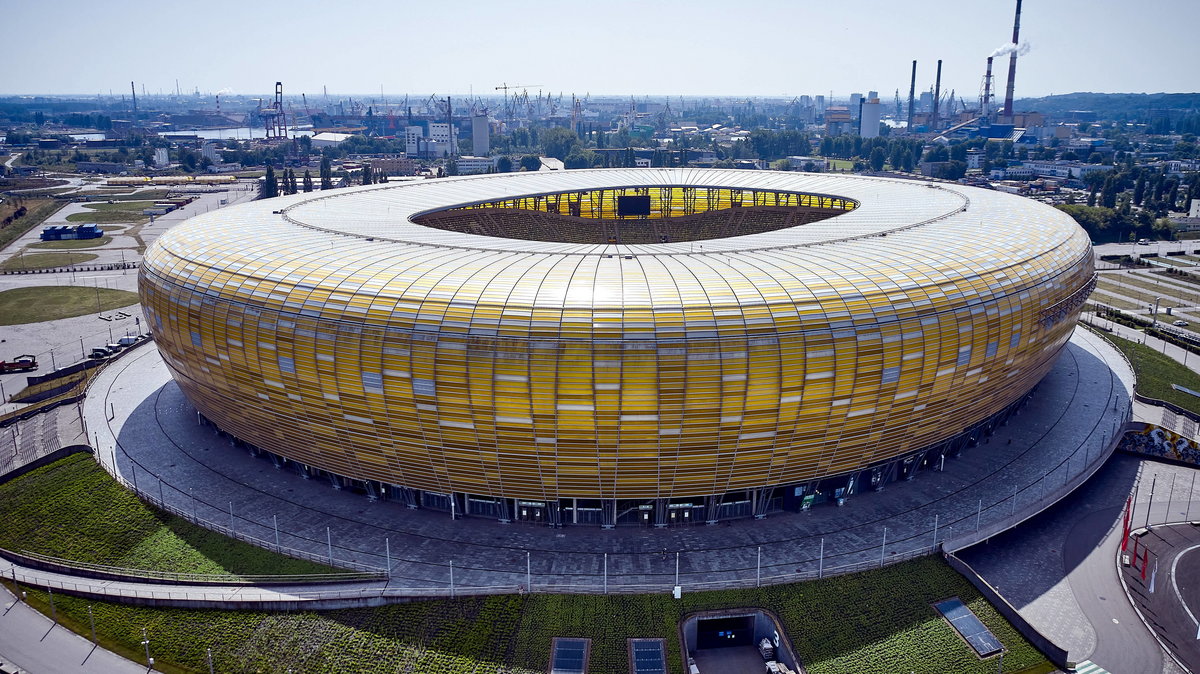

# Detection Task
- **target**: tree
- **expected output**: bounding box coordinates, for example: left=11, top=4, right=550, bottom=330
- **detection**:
left=319, top=156, right=332, bottom=190
left=564, top=148, right=593, bottom=169
left=361, top=165, right=373, bottom=185
left=541, top=127, right=580, bottom=160
left=302, top=170, right=313, bottom=193
left=261, top=166, right=279, bottom=199
left=1133, top=174, right=1146, bottom=205
left=496, top=156, right=513, bottom=173
left=923, top=145, right=949, bottom=163
left=519, top=155, right=541, bottom=172
left=869, top=147, right=886, bottom=172
left=1100, top=174, right=1118, bottom=209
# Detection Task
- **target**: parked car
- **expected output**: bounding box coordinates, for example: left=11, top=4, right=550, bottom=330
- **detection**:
left=89, top=347, right=111, bottom=359
left=1174, top=320, right=1190, bottom=327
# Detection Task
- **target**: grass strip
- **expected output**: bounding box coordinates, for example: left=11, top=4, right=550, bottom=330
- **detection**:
left=0, top=251, right=98, bottom=271
left=0, top=198, right=66, bottom=252
left=0, top=454, right=338, bottom=577
left=1100, top=331, right=1200, bottom=415
left=66, top=211, right=148, bottom=224
left=27, top=235, right=114, bottom=250
left=0, top=285, right=138, bottom=325
left=81, top=201, right=156, bottom=212
left=4, top=554, right=1049, bottom=674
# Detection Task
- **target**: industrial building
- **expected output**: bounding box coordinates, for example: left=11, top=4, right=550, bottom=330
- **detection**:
left=140, top=169, right=1093, bottom=526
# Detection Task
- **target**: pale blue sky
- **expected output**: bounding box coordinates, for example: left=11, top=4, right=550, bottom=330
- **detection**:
left=5, top=0, right=1197, bottom=99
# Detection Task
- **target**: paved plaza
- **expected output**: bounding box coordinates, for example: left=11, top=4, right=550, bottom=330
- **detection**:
left=81, top=326, right=1133, bottom=594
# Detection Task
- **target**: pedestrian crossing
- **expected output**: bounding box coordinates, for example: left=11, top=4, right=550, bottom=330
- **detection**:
left=1074, top=661, right=1111, bottom=674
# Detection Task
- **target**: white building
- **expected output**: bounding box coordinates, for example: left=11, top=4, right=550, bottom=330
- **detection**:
left=455, top=156, right=492, bottom=175
left=200, top=142, right=221, bottom=163
left=471, top=116, right=490, bottom=157
left=311, top=132, right=355, bottom=148
left=154, top=148, right=170, bottom=168
left=406, top=123, right=459, bottom=159
left=860, top=99, right=882, bottom=139
left=786, top=156, right=829, bottom=172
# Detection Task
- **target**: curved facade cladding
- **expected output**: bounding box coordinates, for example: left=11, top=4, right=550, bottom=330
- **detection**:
left=139, top=169, right=1094, bottom=504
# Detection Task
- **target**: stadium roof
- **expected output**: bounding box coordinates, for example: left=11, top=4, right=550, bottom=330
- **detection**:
left=149, top=168, right=1088, bottom=314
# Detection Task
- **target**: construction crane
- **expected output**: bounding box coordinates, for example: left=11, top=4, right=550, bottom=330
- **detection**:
left=301, top=93, right=312, bottom=119
left=495, top=83, right=541, bottom=123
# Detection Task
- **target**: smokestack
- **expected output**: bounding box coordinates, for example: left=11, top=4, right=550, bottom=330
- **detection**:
left=983, top=57, right=994, bottom=118
left=907, top=60, right=917, bottom=131
left=932, top=59, right=942, bottom=131
left=1003, top=0, right=1022, bottom=118
left=130, top=81, right=137, bottom=117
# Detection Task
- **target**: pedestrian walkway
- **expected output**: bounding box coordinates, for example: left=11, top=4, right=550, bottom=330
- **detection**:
left=73, top=327, right=1134, bottom=597
left=0, top=585, right=145, bottom=673
left=3, top=561, right=409, bottom=610
left=961, top=455, right=1198, bottom=674
left=0, top=403, right=83, bottom=475
left=1075, top=661, right=1112, bottom=674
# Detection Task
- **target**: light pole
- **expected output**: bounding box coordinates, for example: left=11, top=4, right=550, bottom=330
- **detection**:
left=140, top=627, right=153, bottom=668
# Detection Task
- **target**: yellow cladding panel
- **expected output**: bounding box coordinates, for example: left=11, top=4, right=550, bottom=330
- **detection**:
left=140, top=171, right=1095, bottom=501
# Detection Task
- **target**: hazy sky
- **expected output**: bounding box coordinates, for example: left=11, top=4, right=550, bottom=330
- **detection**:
left=6, top=0, right=1198, bottom=100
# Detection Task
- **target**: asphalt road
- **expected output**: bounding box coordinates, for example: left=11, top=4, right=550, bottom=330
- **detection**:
left=1124, top=522, right=1200, bottom=672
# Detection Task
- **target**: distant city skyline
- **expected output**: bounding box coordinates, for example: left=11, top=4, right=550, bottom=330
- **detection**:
left=6, top=0, right=1198, bottom=100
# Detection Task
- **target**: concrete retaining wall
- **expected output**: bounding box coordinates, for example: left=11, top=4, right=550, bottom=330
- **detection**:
left=945, top=552, right=1072, bottom=668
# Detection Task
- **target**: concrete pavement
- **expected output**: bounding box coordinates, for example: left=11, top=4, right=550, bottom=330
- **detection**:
left=962, top=455, right=1198, bottom=673
left=0, top=584, right=146, bottom=674
left=77, top=326, right=1133, bottom=596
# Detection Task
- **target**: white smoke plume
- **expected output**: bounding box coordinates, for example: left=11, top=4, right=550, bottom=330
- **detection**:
left=215, top=87, right=235, bottom=96
left=990, top=41, right=1032, bottom=58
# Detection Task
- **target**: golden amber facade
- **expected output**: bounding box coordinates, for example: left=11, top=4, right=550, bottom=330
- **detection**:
left=139, top=169, right=1094, bottom=500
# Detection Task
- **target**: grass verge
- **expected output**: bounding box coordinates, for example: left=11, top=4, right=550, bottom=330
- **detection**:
left=0, top=251, right=98, bottom=271
left=0, top=285, right=138, bottom=325
left=27, top=235, right=113, bottom=250
left=66, top=211, right=148, bottom=224
left=82, top=200, right=156, bottom=212
left=3, top=554, right=1049, bottom=674
left=1100, top=331, right=1200, bottom=415
left=0, top=454, right=338, bottom=576
left=0, top=198, right=66, bottom=252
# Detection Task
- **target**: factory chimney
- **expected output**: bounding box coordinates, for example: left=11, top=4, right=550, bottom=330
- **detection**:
left=907, top=60, right=917, bottom=132
left=982, top=57, right=994, bottom=119
left=931, top=59, right=942, bottom=131
left=1002, top=0, right=1022, bottom=118
left=131, top=81, right=137, bottom=117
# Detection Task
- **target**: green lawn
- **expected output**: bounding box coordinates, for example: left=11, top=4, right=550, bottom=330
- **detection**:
left=0, top=454, right=339, bottom=577
left=82, top=200, right=156, bottom=212
left=99, top=224, right=125, bottom=231
left=27, top=235, right=113, bottom=249
left=0, top=285, right=138, bottom=325
left=0, top=199, right=65, bottom=251
left=66, top=210, right=148, bottom=224
left=6, top=554, right=1049, bottom=674
left=0, top=251, right=98, bottom=271
left=1101, top=331, right=1200, bottom=414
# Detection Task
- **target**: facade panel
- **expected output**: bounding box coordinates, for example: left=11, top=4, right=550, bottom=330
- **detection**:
left=140, top=170, right=1094, bottom=503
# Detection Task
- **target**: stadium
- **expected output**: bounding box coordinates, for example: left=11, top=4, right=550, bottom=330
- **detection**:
left=138, top=168, right=1094, bottom=527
